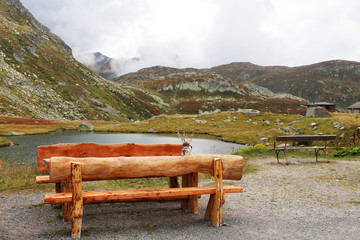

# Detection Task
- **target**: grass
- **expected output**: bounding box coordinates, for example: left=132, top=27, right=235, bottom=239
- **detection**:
left=0, top=156, right=51, bottom=193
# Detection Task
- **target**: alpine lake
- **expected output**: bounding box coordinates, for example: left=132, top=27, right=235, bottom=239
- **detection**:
left=0, top=132, right=244, bottom=164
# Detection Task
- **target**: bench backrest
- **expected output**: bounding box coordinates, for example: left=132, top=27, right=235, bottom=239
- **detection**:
left=48, top=154, right=244, bottom=181
left=38, top=143, right=183, bottom=172
left=276, top=135, right=336, bottom=142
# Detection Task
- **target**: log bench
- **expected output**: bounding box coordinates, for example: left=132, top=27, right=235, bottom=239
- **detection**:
left=270, top=135, right=336, bottom=164
left=36, top=143, right=243, bottom=238
left=36, top=143, right=184, bottom=190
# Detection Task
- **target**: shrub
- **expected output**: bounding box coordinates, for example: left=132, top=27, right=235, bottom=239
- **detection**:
left=233, top=144, right=269, bottom=157
left=331, top=147, right=360, bottom=157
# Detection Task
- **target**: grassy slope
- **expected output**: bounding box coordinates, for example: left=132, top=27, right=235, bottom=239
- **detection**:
left=1, top=112, right=359, bottom=145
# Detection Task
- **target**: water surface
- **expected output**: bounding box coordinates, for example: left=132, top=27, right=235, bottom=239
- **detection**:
left=1, top=132, right=244, bottom=163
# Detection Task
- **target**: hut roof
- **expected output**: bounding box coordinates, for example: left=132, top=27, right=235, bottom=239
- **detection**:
left=347, top=102, right=360, bottom=109
left=307, top=102, right=336, bottom=106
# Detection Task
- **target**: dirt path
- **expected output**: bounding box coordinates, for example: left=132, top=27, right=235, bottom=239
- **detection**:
left=0, top=157, right=359, bottom=239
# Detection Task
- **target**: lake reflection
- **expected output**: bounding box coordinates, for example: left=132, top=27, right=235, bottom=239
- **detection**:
left=0, top=132, right=244, bottom=163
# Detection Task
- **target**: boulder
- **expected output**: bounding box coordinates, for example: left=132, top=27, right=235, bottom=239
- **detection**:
left=78, top=122, right=94, bottom=132
left=195, top=120, right=207, bottom=124
left=7, top=131, right=25, bottom=136
left=237, top=109, right=260, bottom=115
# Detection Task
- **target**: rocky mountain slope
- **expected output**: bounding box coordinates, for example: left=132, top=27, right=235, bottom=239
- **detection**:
left=209, top=61, right=360, bottom=108
left=112, top=58, right=360, bottom=110
left=0, top=0, right=176, bottom=120
left=0, top=0, right=308, bottom=121
left=115, top=68, right=307, bottom=115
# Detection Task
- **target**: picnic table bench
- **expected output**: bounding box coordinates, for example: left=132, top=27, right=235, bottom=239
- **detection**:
left=36, top=143, right=243, bottom=238
left=270, top=135, right=336, bottom=164
left=36, top=143, right=184, bottom=189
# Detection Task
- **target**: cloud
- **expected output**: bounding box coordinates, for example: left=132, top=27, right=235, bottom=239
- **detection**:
left=21, top=0, right=360, bottom=75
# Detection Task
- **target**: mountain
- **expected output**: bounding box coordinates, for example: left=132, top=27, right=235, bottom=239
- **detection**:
left=209, top=60, right=360, bottom=108
left=0, top=0, right=173, bottom=120
left=0, top=0, right=309, bottom=121
left=77, top=52, right=118, bottom=80
left=114, top=66, right=307, bottom=115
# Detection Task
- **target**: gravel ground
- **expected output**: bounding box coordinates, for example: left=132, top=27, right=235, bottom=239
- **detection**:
left=1, top=157, right=360, bottom=239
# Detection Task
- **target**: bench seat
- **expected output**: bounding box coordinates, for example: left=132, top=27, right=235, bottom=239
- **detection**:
left=270, top=146, right=335, bottom=150
left=45, top=186, right=243, bottom=204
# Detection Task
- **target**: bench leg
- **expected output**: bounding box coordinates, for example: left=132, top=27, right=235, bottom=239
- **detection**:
left=315, top=149, right=319, bottom=162
left=315, top=148, right=330, bottom=163
left=188, top=173, right=198, bottom=214
left=324, top=149, right=329, bottom=163
left=181, top=173, right=199, bottom=213
left=71, top=162, right=83, bottom=239
left=61, top=179, right=72, bottom=222
left=55, top=182, right=62, bottom=193
left=284, top=149, right=289, bottom=165
left=168, top=176, right=179, bottom=188
left=204, top=158, right=224, bottom=227
left=181, top=174, right=189, bottom=210
left=275, top=150, right=280, bottom=163
left=275, top=150, right=288, bottom=164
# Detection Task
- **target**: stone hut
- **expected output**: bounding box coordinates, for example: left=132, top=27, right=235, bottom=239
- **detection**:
left=306, top=102, right=336, bottom=112
left=306, top=107, right=333, bottom=118
left=347, top=102, right=360, bottom=114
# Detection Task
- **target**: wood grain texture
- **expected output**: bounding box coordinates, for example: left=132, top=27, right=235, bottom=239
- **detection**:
left=44, top=186, right=243, bottom=204
left=61, top=179, right=72, bottom=222
left=38, top=143, right=183, bottom=172
left=188, top=173, right=199, bottom=213
left=70, top=162, right=83, bottom=239
left=211, top=158, right=223, bottom=227
left=49, top=154, right=243, bottom=181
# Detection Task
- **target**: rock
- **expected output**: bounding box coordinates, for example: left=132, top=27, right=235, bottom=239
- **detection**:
left=275, top=119, right=282, bottom=125
left=257, top=133, right=265, bottom=137
left=199, top=111, right=211, bottom=116
left=195, top=120, right=207, bottom=124
left=237, top=109, right=260, bottom=115
left=213, top=109, right=221, bottom=114
left=78, top=122, right=94, bottom=132
left=222, top=119, right=232, bottom=123
left=340, top=133, right=345, bottom=138
left=210, top=124, right=220, bottom=127
left=284, top=127, right=290, bottom=133
left=295, top=128, right=301, bottom=132
left=311, top=122, right=317, bottom=127
left=7, top=131, right=25, bottom=136
left=147, top=128, right=155, bottom=133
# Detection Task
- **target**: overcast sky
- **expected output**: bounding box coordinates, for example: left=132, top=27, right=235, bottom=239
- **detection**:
left=21, top=0, right=360, bottom=75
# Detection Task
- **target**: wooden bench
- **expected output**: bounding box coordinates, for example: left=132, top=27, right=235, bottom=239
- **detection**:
left=270, top=135, right=336, bottom=164
left=36, top=143, right=243, bottom=238
left=36, top=143, right=184, bottom=190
